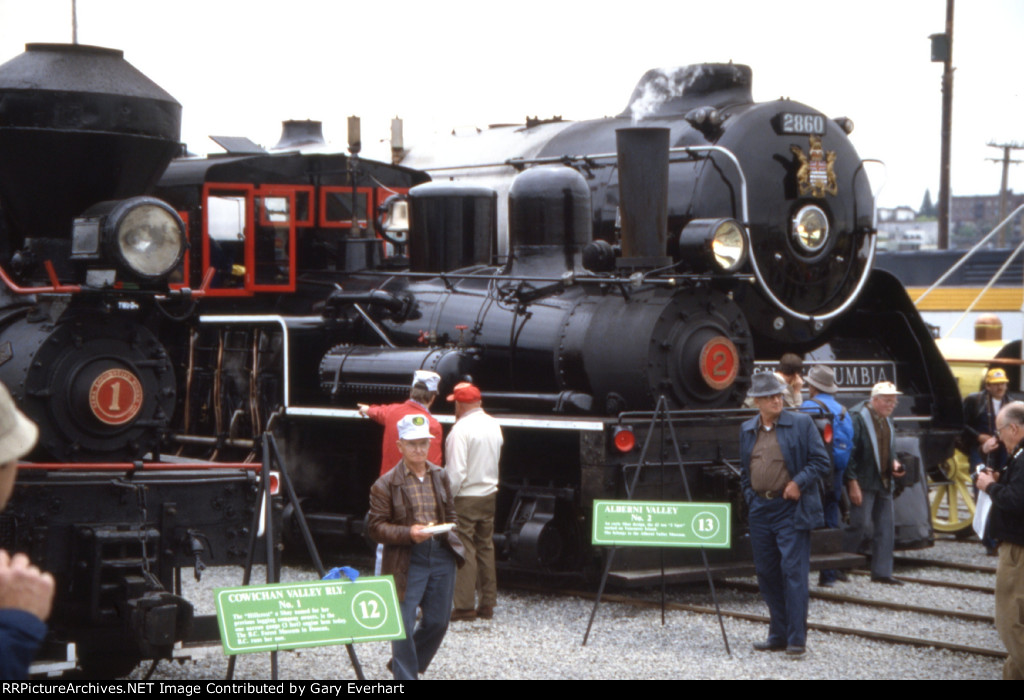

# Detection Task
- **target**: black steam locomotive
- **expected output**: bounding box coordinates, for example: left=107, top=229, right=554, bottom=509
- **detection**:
left=153, top=63, right=958, bottom=573
left=0, top=44, right=959, bottom=674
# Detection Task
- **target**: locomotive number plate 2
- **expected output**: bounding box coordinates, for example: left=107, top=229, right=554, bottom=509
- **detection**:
left=89, top=369, right=144, bottom=425
left=700, top=336, right=740, bottom=391
left=777, top=112, right=826, bottom=135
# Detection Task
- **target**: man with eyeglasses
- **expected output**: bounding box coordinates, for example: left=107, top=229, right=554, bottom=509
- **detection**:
left=977, top=401, right=1024, bottom=680
left=368, top=414, right=465, bottom=680
left=843, top=381, right=906, bottom=585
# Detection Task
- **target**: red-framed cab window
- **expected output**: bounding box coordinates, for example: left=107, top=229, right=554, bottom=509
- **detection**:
left=319, top=187, right=372, bottom=228
left=253, top=187, right=297, bottom=291
left=203, top=183, right=253, bottom=296
left=201, top=183, right=300, bottom=295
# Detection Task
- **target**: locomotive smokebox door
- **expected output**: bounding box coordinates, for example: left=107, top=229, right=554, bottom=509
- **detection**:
left=0, top=315, right=175, bottom=461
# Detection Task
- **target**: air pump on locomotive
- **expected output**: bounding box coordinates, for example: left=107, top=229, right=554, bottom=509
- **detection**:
left=0, top=44, right=960, bottom=673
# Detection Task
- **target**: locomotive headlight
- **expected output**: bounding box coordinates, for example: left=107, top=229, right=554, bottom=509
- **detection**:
left=677, top=218, right=748, bottom=273
left=74, top=196, right=186, bottom=283
left=791, top=205, right=829, bottom=254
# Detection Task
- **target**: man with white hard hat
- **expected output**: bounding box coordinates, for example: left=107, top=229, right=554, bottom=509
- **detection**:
left=0, top=381, right=54, bottom=680
left=843, top=381, right=906, bottom=585
left=367, top=413, right=465, bottom=681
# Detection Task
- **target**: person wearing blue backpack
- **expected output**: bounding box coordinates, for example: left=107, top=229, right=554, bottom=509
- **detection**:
left=801, top=365, right=853, bottom=587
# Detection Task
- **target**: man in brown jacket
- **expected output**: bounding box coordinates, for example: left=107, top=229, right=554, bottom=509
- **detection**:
left=367, top=414, right=465, bottom=681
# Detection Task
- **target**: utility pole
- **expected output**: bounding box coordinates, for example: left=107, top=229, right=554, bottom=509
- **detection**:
left=986, top=141, right=1023, bottom=246
left=930, top=0, right=955, bottom=249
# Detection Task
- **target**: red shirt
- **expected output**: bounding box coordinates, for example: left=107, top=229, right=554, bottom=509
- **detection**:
left=366, top=399, right=443, bottom=475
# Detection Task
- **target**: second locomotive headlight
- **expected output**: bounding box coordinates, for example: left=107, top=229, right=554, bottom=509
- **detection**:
left=72, top=196, right=186, bottom=285
left=791, top=204, right=829, bottom=255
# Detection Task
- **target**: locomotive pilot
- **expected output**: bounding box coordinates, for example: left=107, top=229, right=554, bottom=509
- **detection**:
left=740, top=372, right=829, bottom=656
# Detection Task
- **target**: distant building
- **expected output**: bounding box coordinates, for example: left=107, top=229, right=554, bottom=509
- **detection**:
left=950, top=191, right=1024, bottom=225
left=876, top=210, right=938, bottom=251
left=877, top=206, right=917, bottom=223
left=950, top=191, right=1024, bottom=245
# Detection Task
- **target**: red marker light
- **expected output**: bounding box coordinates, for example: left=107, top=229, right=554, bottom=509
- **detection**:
left=614, top=427, right=636, bottom=453
left=823, top=423, right=833, bottom=445
left=269, top=471, right=281, bottom=496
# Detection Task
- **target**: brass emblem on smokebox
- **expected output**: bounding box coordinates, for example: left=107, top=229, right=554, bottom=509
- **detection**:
left=791, top=135, right=837, bottom=198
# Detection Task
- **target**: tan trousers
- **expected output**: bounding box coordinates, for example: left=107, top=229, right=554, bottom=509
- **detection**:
left=453, top=494, right=497, bottom=611
left=996, top=542, right=1024, bottom=680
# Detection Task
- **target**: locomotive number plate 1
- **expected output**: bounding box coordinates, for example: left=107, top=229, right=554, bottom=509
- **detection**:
left=592, top=500, right=730, bottom=548
left=776, top=112, right=827, bottom=136
left=89, top=369, right=144, bottom=425
left=215, top=577, right=403, bottom=654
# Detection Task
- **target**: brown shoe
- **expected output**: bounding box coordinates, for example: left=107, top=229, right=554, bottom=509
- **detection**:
left=476, top=605, right=494, bottom=620
left=451, top=608, right=477, bottom=622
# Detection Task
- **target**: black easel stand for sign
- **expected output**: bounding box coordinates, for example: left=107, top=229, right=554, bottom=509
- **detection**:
left=581, top=396, right=731, bottom=657
left=225, top=429, right=366, bottom=681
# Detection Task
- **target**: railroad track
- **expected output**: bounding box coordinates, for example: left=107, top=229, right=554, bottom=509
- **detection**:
left=512, top=543, right=1006, bottom=662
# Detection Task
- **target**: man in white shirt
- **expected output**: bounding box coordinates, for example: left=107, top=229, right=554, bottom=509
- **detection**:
left=445, top=383, right=503, bottom=622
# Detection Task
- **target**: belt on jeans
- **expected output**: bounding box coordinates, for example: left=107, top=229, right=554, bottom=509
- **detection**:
left=754, top=489, right=783, bottom=499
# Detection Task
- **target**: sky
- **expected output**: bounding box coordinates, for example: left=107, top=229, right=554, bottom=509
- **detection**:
left=1, top=0, right=1022, bottom=210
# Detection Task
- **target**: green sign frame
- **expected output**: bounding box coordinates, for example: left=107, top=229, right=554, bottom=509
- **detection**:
left=214, top=576, right=403, bottom=655
left=592, top=500, right=731, bottom=548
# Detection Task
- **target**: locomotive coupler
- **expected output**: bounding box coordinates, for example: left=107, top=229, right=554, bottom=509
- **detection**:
left=187, top=530, right=210, bottom=581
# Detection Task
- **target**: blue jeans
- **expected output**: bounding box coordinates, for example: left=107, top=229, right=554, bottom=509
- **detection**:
left=392, top=538, right=456, bottom=681
left=749, top=497, right=810, bottom=647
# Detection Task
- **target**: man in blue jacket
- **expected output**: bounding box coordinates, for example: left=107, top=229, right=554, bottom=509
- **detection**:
left=741, top=372, right=830, bottom=656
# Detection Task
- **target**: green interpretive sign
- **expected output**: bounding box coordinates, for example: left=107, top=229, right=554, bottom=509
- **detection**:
left=214, top=576, right=404, bottom=655
left=592, top=500, right=731, bottom=548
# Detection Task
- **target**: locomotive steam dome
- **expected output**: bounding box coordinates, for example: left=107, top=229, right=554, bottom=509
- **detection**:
left=0, top=43, right=182, bottom=245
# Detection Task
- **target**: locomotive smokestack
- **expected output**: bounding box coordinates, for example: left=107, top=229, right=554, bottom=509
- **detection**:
left=0, top=43, right=181, bottom=244
left=615, top=127, right=671, bottom=268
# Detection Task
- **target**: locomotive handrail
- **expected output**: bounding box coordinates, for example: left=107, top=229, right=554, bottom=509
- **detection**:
left=0, top=260, right=80, bottom=293
left=352, top=268, right=754, bottom=286
left=424, top=145, right=751, bottom=223
left=0, top=261, right=217, bottom=298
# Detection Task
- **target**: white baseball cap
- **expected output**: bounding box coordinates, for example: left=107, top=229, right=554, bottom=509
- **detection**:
left=411, top=370, right=441, bottom=392
left=397, top=414, right=433, bottom=441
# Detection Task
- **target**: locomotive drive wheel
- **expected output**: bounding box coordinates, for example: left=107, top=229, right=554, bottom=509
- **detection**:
left=927, top=457, right=975, bottom=537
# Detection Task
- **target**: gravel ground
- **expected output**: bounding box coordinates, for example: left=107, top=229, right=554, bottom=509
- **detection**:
left=124, top=538, right=1007, bottom=681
